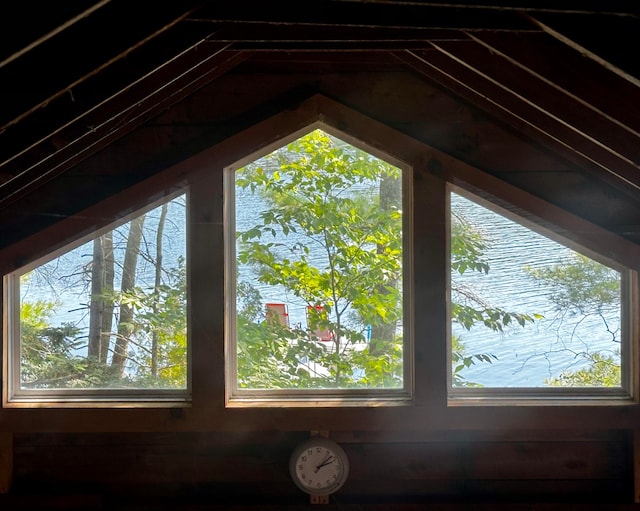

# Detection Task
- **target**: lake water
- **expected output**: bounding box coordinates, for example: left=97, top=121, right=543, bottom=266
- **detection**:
left=22, top=184, right=622, bottom=389
left=236, top=184, right=622, bottom=388
left=449, top=192, right=621, bottom=387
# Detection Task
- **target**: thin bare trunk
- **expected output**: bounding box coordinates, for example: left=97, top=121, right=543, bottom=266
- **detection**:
left=87, top=237, right=105, bottom=359
left=100, top=233, right=114, bottom=364
left=87, top=232, right=115, bottom=363
left=111, top=216, right=145, bottom=374
left=151, top=203, right=168, bottom=377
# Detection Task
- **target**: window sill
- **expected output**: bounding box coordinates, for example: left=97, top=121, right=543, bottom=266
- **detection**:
left=448, top=387, right=636, bottom=407
left=4, top=395, right=191, bottom=409
left=226, top=392, right=413, bottom=408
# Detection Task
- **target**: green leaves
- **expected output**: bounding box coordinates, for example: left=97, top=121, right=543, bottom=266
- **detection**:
left=18, top=197, right=189, bottom=390
left=450, top=217, right=490, bottom=275
left=525, top=254, right=620, bottom=315
left=235, top=129, right=404, bottom=389
left=451, top=303, right=538, bottom=333
left=451, top=196, right=622, bottom=388
left=545, top=352, right=621, bottom=387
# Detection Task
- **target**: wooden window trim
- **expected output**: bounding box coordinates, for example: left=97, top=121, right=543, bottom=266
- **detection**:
left=1, top=94, right=639, bottom=432
left=223, top=122, right=415, bottom=407
left=447, top=183, right=637, bottom=404
left=3, top=191, right=190, bottom=407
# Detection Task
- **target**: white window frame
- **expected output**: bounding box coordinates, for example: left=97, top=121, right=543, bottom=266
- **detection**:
left=447, top=183, right=637, bottom=405
left=3, top=191, right=191, bottom=407
left=223, top=122, right=415, bottom=407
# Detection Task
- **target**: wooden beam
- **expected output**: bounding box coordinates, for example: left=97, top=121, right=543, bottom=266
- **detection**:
left=526, top=13, right=640, bottom=89
left=429, top=38, right=640, bottom=167
left=398, top=48, right=640, bottom=194
left=466, top=31, right=640, bottom=136
left=0, top=46, right=246, bottom=210
left=0, top=1, right=112, bottom=70
left=192, top=1, right=533, bottom=30
left=203, top=22, right=474, bottom=43
left=0, top=4, right=211, bottom=191
left=330, top=0, right=640, bottom=16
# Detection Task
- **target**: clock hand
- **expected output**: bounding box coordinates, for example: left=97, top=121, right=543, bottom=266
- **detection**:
left=315, top=455, right=335, bottom=471
left=313, top=455, right=329, bottom=473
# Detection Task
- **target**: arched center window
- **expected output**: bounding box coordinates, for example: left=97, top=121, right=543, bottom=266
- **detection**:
left=224, top=126, right=413, bottom=405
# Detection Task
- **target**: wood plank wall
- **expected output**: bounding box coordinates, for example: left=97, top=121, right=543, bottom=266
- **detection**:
left=1, top=61, right=640, bottom=511
left=0, top=431, right=632, bottom=510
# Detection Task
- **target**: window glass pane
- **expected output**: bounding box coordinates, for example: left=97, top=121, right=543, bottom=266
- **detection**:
left=232, top=129, right=405, bottom=390
left=14, top=194, right=187, bottom=392
left=450, top=191, right=623, bottom=389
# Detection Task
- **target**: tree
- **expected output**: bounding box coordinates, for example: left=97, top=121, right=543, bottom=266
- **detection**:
left=369, top=169, right=402, bottom=356
left=19, top=291, right=116, bottom=389
left=526, top=254, right=622, bottom=386
left=526, top=254, right=620, bottom=318
left=236, top=130, right=403, bottom=388
left=450, top=210, right=538, bottom=386
left=111, top=214, right=145, bottom=374
left=545, top=352, right=620, bottom=387
left=18, top=196, right=188, bottom=390
left=234, top=130, right=536, bottom=389
left=450, top=199, right=623, bottom=388
left=87, top=232, right=114, bottom=363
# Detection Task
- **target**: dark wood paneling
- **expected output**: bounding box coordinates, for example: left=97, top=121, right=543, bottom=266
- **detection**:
left=2, top=431, right=632, bottom=509
left=2, top=3, right=640, bottom=510
left=4, top=66, right=640, bottom=252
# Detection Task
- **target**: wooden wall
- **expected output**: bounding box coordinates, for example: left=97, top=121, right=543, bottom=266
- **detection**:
left=1, top=55, right=640, bottom=510
left=3, top=58, right=640, bottom=250
left=0, top=430, right=633, bottom=510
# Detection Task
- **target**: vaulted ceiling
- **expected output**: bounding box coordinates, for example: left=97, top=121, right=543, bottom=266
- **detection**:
left=2, top=1, right=639, bottom=246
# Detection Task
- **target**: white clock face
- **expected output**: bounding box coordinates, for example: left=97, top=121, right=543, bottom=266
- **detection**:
left=290, top=437, right=349, bottom=495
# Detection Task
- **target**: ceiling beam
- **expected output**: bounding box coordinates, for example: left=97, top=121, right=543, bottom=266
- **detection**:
left=398, top=48, right=640, bottom=194
left=526, top=14, right=640, bottom=89
left=191, top=1, right=533, bottom=30
left=0, top=6, right=201, bottom=135
left=467, top=31, right=640, bottom=135
left=427, top=39, right=640, bottom=167
left=331, top=0, right=640, bottom=16
left=201, top=22, right=480, bottom=43
left=0, top=0, right=112, bottom=70
left=0, top=45, right=247, bottom=209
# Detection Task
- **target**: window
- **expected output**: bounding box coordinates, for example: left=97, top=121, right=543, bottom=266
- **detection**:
left=3, top=193, right=188, bottom=405
left=3, top=96, right=636, bottom=417
left=448, top=186, right=633, bottom=401
left=224, top=127, right=412, bottom=405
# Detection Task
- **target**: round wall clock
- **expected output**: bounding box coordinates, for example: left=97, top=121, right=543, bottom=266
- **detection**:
left=289, top=436, right=350, bottom=496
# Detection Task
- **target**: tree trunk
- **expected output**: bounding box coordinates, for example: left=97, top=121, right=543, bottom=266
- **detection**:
left=87, top=233, right=115, bottom=363
left=111, top=216, right=145, bottom=374
left=369, top=172, right=401, bottom=356
left=151, top=203, right=168, bottom=378
left=100, top=233, right=115, bottom=363
left=87, top=237, right=105, bottom=360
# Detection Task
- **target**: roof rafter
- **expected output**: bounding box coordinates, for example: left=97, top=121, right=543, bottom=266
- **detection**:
left=398, top=48, right=640, bottom=194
